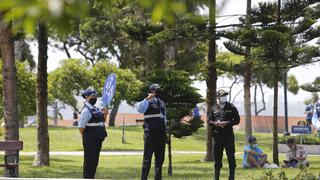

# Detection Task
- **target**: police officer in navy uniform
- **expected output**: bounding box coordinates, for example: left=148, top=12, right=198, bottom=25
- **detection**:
left=79, top=89, right=108, bottom=179
left=137, top=83, right=167, bottom=180
left=208, top=89, right=240, bottom=180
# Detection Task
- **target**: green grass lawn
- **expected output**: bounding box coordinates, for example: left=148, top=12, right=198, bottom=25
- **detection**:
left=0, top=126, right=274, bottom=152
left=6, top=155, right=320, bottom=179
left=0, top=126, right=319, bottom=179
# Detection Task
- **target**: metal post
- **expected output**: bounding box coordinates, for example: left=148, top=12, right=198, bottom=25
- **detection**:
left=54, top=100, right=58, bottom=126
left=284, top=71, right=288, bottom=132
left=122, top=115, right=125, bottom=144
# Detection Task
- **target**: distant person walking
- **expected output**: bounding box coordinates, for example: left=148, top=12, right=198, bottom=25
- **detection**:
left=79, top=89, right=108, bottom=179
left=312, top=99, right=320, bottom=130
left=137, top=83, right=167, bottom=180
left=208, top=89, right=240, bottom=180
left=73, top=111, right=79, bottom=126
left=304, top=102, right=314, bottom=126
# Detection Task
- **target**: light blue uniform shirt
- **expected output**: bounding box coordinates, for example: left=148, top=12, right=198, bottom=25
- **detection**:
left=242, top=145, right=263, bottom=168
left=78, top=102, right=99, bottom=128
left=137, top=98, right=167, bottom=120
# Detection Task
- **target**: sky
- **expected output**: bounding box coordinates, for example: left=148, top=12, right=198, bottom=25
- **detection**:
left=29, top=0, right=320, bottom=118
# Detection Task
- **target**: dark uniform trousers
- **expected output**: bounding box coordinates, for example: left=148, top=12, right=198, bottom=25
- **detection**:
left=82, top=127, right=106, bottom=179
left=141, top=131, right=166, bottom=180
left=213, top=133, right=236, bottom=180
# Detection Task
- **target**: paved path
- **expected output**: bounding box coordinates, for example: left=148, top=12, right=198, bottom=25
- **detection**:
left=0, top=151, right=206, bottom=156
left=2, top=151, right=318, bottom=156
left=0, top=178, right=101, bottom=180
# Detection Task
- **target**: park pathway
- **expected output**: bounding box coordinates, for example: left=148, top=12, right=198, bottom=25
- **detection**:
left=2, top=151, right=317, bottom=156
left=0, top=150, right=206, bottom=156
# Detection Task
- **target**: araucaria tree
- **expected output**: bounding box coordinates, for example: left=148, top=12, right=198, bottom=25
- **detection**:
left=227, top=0, right=320, bottom=164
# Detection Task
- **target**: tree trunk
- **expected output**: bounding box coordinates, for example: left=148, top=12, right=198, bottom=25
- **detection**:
left=0, top=12, right=19, bottom=177
left=243, top=63, right=252, bottom=139
left=254, top=82, right=266, bottom=116
left=272, top=0, right=281, bottom=166
left=244, top=0, right=252, bottom=140
left=33, top=22, right=49, bottom=166
left=272, top=61, right=279, bottom=165
left=204, top=0, right=216, bottom=162
left=108, top=100, right=120, bottom=127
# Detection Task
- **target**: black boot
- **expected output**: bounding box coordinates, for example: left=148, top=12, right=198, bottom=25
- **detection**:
left=229, top=168, right=235, bottom=180
left=214, top=171, right=220, bottom=180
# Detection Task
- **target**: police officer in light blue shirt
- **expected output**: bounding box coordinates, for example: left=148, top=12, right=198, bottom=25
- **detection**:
left=304, top=103, right=314, bottom=126
left=79, top=89, right=108, bottom=179
left=137, top=83, right=167, bottom=180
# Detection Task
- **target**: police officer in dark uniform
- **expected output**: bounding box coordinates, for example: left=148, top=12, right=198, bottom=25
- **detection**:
left=137, top=83, right=167, bottom=180
left=208, top=89, right=240, bottom=180
left=79, top=89, right=108, bottom=179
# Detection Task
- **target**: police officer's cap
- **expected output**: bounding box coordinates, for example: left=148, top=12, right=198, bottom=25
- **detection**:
left=247, top=136, right=257, bottom=143
left=149, top=83, right=161, bottom=92
left=217, top=89, right=228, bottom=97
left=82, top=89, right=98, bottom=98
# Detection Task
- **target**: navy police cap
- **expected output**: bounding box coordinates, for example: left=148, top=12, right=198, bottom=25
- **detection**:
left=149, top=83, right=161, bottom=92
left=247, top=136, right=257, bottom=143
left=82, top=89, right=98, bottom=98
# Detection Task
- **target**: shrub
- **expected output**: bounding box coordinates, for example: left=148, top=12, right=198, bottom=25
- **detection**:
left=279, top=135, right=320, bottom=145
left=0, top=127, right=3, bottom=136
left=254, top=170, right=288, bottom=180
left=293, top=166, right=317, bottom=179
left=256, top=168, right=318, bottom=180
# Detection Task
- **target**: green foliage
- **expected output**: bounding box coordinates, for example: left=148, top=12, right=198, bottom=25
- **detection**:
left=287, top=75, right=299, bottom=95
left=135, top=69, right=204, bottom=138
left=303, top=92, right=319, bottom=105
left=216, top=52, right=243, bottom=76
left=293, top=166, right=318, bottom=180
left=0, top=0, right=89, bottom=34
left=0, top=126, right=3, bottom=136
left=301, top=77, right=320, bottom=92
left=0, top=61, right=36, bottom=123
left=138, top=0, right=187, bottom=23
left=169, top=116, right=204, bottom=138
left=224, top=1, right=320, bottom=88
left=48, top=59, right=142, bottom=110
left=255, top=170, right=288, bottom=180
left=279, top=135, right=320, bottom=145
left=256, top=167, right=318, bottom=180
left=48, top=59, right=92, bottom=109
left=92, top=61, right=143, bottom=106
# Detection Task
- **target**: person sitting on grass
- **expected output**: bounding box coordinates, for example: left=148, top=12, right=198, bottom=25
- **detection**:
left=242, top=136, right=268, bottom=168
left=282, top=138, right=310, bottom=168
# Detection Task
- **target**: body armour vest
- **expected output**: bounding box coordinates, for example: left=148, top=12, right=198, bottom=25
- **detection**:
left=210, top=102, right=239, bottom=134
left=84, top=104, right=107, bottom=139
left=84, top=104, right=104, bottom=124
left=144, top=98, right=166, bottom=133
left=316, top=101, right=320, bottom=117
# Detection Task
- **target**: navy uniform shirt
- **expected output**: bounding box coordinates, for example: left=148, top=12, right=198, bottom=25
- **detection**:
left=209, top=102, right=240, bottom=134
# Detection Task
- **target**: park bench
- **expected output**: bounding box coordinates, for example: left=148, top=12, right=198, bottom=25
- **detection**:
left=135, top=118, right=144, bottom=125
left=0, top=140, right=23, bottom=177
